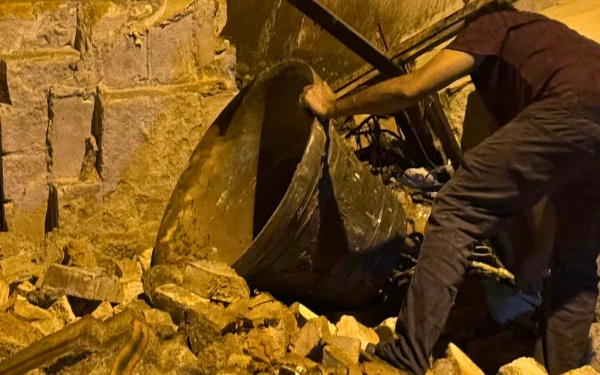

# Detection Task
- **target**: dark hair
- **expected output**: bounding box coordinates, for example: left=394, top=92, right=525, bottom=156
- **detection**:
left=467, top=0, right=517, bottom=22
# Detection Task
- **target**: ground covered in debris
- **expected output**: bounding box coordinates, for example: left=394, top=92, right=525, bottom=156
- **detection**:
left=1, top=249, right=600, bottom=375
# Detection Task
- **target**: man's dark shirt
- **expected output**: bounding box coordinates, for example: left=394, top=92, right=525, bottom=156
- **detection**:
left=446, top=10, right=600, bottom=125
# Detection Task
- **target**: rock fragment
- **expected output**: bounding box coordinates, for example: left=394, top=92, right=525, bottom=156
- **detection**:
left=12, top=297, right=53, bottom=322
left=375, top=317, right=398, bottom=341
left=91, top=301, right=114, bottom=321
left=0, top=279, right=9, bottom=307
left=48, top=295, right=76, bottom=324
left=0, top=312, right=44, bottom=360
left=322, top=344, right=359, bottom=373
left=152, top=283, right=208, bottom=323
left=0, top=255, right=42, bottom=284
left=336, top=315, right=380, bottom=351
left=143, top=308, right=178, bottom=339
left=444, top=343, right=485, bottom=375
left=197, top=333, right=247, bottom=374
left=362, top=361, right=408, bottom=375
left=561, top=366, right=600, bottom=375
left=31, top=316, right=65, bottom=336
left=498, top=357, right=548, bottom=375
left=42, top=264, right=123, bottom=303
left=138, top=248, right=153, bottom=272
left=185, top=299, right=240, bottom=354
left=182, top=260, right=250, bottom=305
left=142, top=265, right=184, bottom=305
left=290, top=316, right=332, bottom=359
left=289, top=301, right=319, bottom=327
left=246, top=326, right=287, bottom=363
left=324, top=335, right=361, bottom=364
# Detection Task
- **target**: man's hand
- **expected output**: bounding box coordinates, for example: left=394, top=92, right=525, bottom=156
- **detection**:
left=301, top=81, right=336, bottom=119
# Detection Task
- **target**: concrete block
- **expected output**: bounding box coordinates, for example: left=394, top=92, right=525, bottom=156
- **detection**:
left=42, top=264, right=123, bottom=303
left=182, top=260, right=250, bottom=305
left=325, top=335, right=361, bottom=364
left=149, top=14, right=202, bottom=84
left=2, top=152, right=47, bottom=203
left=0, top=102, right=48, bottom=154
left=98, top=93, right=154, bottom=193
left=103, top=34, right=148, bottom=89
left=50, top=95, right=95, bottom=180
left=0, top=2, right=77, bottom=54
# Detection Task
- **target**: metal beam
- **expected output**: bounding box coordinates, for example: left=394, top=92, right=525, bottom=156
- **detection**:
left=286, top=0, right=461, bottom=167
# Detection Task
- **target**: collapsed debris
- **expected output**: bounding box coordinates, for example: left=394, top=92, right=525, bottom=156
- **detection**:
left=0, top=251, right=598, bottom=375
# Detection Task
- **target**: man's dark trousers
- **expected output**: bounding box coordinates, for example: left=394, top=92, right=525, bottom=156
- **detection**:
left=376, top=106, right=600, bottom=375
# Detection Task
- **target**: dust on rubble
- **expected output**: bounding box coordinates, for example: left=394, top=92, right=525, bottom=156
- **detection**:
left=0, top=251, right=598, bottom=375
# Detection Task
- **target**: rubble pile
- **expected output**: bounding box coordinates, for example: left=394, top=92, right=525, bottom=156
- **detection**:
left=0, top=248, right=599, bottom=375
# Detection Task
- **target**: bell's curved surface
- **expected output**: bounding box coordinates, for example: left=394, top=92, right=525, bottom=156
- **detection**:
left=153, top=60, right=407, bottom=307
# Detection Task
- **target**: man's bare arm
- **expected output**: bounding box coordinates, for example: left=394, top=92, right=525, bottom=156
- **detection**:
left=302, top=49, right=481, bottom=119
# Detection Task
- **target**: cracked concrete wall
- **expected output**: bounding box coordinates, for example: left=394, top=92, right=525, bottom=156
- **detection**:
left=0, top=0, right=237, bottom=274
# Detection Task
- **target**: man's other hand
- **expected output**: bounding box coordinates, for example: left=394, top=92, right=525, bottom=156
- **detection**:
left=301, top=81, right=336, bottom=119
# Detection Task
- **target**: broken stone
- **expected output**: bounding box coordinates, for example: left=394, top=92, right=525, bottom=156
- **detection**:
left=278, top=353, right=319, bottom=372
left=17, top=281, right=36, bottom=294
left=375, top=317, right=397, bottom=341
left=48, top=295, right=77, bottom=324
left=322, top=344, right=357, bottom=371
left=0, top=255, right=41, bottom=284
left=290, top=301, right=319, bottom=327
left=0, top=279, right=9, bottom=307
left=121, top=280, right=144, bottom=305
left=324, top=336, right=361, bottom=364
left=497, top=357, right=548, bottom=375
left=91, top=301, right=114, bottom=321
left=290, top=315, right=333, bottom=359
left=588, top=323, right=600, bottom=372
left=336, top=315, right=380, bottom=351
left=12, top=297, right=53, bottom=322
left=43, top=264, right=123, bottom=303
left=362, top=361, right=407, bottom=375
left=198, top=333, right=247, bottom=374
left=244, top=293, right=299, bottom=346
left=246, top=326, right=287, bottom=363
left=149, top=334, right=198, bottom=373
left=31, top=316, right=65, bottom=336
left=444, top=343, right=485, bottom=375
left=115, top=258, right=143, bottom=282
left=152, top=283, right=208, bottom=324
left=185, top=299, right=240, bottom=354
left=142, top=265, right=184, bottom=305
left=113, top=299, right=151, bottom=316
left=182, top=260, right=250, bottom=305
left=143, top=308, right=178, bottom=339
left=138, top=248, right=153, bottom=272
left=0, top=312, right=44, bottom=360
left=26, top=288, right=64, bottom=309
left=62, top=240, right=97, bottom=270
left=562, top=367, right=600, bottom=375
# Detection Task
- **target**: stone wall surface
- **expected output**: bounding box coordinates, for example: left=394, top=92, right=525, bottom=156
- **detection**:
left=0, top=0, right=237, bottom=272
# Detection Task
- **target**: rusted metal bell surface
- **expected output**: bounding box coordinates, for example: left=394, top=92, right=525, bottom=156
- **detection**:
left=153, top=60, right=407, bottom=308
